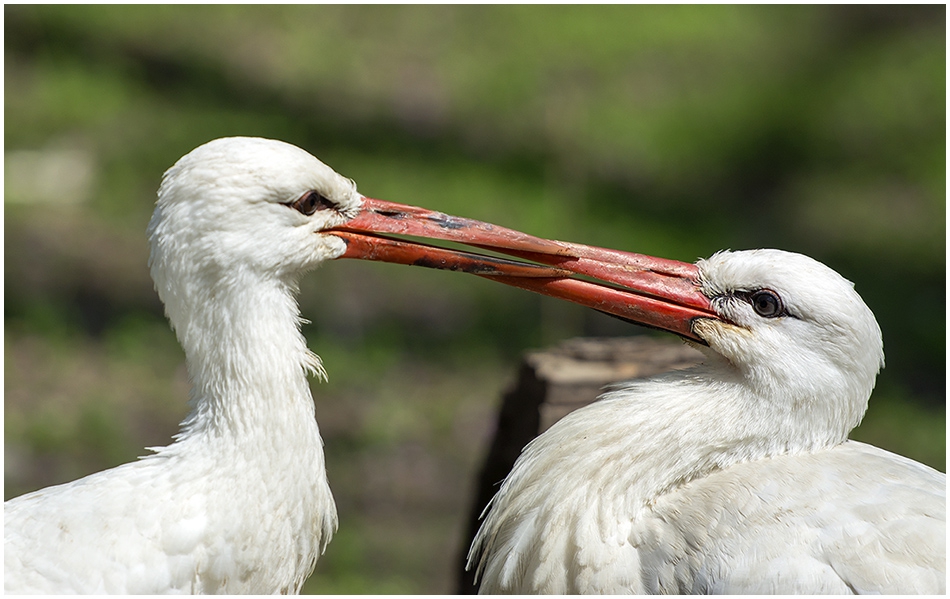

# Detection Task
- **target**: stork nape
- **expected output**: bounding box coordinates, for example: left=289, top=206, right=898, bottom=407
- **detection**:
left=4, top=137, right=944, bottom=594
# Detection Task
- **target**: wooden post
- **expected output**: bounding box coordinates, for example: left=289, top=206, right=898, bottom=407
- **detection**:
left=456, top=336, right=704, bottom=593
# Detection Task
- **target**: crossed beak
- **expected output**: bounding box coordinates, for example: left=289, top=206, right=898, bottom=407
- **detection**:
left=326, top=198, right=716, bottom=343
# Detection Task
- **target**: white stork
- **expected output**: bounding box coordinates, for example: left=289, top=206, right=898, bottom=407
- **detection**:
left=467, top=248, right=946, bottom=594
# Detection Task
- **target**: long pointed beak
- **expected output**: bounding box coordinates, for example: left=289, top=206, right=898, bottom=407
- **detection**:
left=327, top=198, right=717, bottom=342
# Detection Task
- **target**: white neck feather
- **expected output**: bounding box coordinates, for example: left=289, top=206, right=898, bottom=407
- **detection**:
left=167, top=272, right=324, bottom=441
left=497, top=349, right=870, bottom=520
left=148, top=265, right=336, bottom=592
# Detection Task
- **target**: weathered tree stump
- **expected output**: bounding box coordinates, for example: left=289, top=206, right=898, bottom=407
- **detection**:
left=457, top=336, right=704, bottom=593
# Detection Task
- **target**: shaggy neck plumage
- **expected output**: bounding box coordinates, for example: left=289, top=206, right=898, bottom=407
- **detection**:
left=600, top=359, right=868, bottom=504
left=162, top=268, right=322, bottom=442
left=151, top=264, right=336, bottom=590
left=499, top=351, right=873, bottom=520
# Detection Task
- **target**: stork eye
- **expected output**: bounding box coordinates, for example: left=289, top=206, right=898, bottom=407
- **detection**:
left=290, top=191, right=336, bottom=216
left=748, top=290, right=784, bottom=318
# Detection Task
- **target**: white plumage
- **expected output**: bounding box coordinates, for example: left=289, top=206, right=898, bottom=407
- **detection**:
left=5, top=138, right=356, bottom=593
left=468, top=249, right=946, bottom=594
left=7, top=136, right=944, bottom=595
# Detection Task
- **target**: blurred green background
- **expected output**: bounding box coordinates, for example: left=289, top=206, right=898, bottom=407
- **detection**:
left=4, top=5, right=945, bottom=594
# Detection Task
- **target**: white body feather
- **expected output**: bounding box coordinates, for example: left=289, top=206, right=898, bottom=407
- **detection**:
left=470, top=249, right=946, bottom=594
left=5, top=138, right=361, bottom=593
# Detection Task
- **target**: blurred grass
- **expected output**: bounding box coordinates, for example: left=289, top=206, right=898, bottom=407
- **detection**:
left=4, top=5, right=945, bottom=594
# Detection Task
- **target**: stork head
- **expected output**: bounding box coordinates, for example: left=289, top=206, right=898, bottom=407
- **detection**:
left=147, top=136, right=594, bottom=349
left=148, top=137, right=361, bottom=292
left=691, top=249, right=884, bottom=436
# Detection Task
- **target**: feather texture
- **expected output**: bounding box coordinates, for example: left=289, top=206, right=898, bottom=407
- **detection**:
left=470, top=249, right=945, bottom=594
left=5, top=138, right=361, bottom=593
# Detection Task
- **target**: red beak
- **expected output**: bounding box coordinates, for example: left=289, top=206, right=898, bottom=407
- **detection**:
left=327, top=198, right=716, bottom=343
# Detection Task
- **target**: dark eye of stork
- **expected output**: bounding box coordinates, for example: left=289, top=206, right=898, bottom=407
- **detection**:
left=290, top=190, right=337, bottom=216
left=748, top=289, right=785, bottom=318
